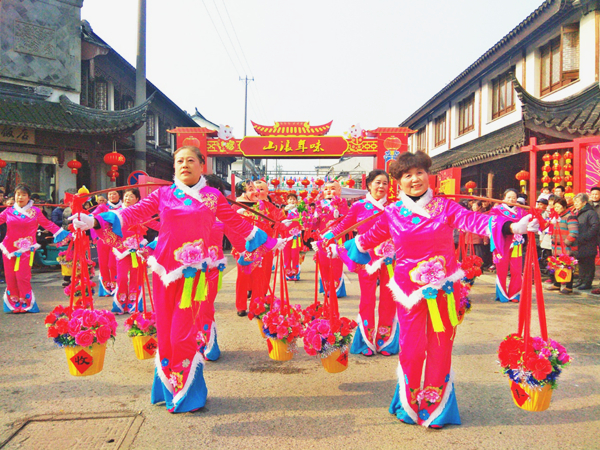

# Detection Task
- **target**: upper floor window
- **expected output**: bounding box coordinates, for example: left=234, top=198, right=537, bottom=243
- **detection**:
left=434, top=112, right=446, bottom=147
left=458, top=93, right=475, bottom=136
left=492, top=69, right=515, bottom=119
left=540, top=23, right=579, bottom=96
left=94, top=79, right=108, bottom=111
left=415, top=127, right=427, bottom=152
left=146, top=112, right=155, bottom=139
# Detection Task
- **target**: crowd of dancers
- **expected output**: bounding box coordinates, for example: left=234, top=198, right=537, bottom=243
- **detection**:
left=2, top=146, right=544, bottom=427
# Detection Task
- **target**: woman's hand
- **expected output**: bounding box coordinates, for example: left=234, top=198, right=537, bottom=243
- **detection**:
left=68, top=213, right=95, bottom=231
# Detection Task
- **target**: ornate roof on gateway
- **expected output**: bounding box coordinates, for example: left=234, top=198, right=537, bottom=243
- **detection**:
left=251, top=121, right=333, bottom=136
left=513, top=75, right=600, bottom=140
left=0, top=91, right=153, bottom=135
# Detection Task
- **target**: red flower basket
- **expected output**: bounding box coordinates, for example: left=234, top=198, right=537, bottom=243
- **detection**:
left=498, top=225, right=571, bottom=411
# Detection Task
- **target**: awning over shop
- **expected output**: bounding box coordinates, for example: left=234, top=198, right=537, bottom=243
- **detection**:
left=430, top=122, right=525, bottom=173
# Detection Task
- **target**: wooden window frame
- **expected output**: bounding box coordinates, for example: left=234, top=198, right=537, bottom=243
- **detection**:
left=492, top=69, right=516, bottom=120
left=434, top=112, right=446, bottom=147
left=146, top=112, right=156, bottom=138
left=540, top=23, right=579, bottom=96
left=458, top=94, right=475, bottom=136
left=415, top=127, right=427, bottom=152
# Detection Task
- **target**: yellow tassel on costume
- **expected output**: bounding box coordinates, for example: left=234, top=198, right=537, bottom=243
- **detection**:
left=14, top=255, right=20, bottom=272
left=511, top=244, right=522, bottom=258
left=131, top=252, right=138, bottom=268
left=447, top=292, right=459, bottom=327
left=180, top=277, right=193, bottom=309
left=386, top=263, right=394, bottom=279
left=194, top=270, right=206, bottom=302
left=29, top=251, right=35, bottom=267
left=292, top=238, right=297, bottom=249
left=217, top=271, right=223, bottom=292
left=426, top=298, right=445, bottom=333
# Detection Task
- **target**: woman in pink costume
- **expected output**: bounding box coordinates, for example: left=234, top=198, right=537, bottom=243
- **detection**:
left=339, top=151, right=537, bottom=428
left=73, top=146, right=279, bottom=413
left=316, top=181, right=349, bottom=298
left=326, top=169, right=398, bottom=356
left=282, top=193, right=303, bottom=281
left=1, top=184, right=69, bottom=313
left=92, top=189, right=121, bottom=297
left=489, top=188, right=526, bottom=303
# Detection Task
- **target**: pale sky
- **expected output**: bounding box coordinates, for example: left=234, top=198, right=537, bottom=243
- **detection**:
left=81, top=0, right=544, bottom=170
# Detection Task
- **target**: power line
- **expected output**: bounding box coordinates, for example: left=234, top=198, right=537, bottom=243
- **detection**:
left=212, top=0, right=250, bottom=76
left=201, top=0, right=243, bottom=76
left=219, top=0, right=255, bottom=76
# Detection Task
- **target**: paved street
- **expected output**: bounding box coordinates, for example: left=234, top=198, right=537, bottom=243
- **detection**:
left=0, top=254, right=599, bottom=449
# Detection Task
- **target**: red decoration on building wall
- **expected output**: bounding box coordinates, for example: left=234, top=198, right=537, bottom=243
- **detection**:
left=0, top=157, right=6, bottom=175
left=515, top=170, right=529, bottom=193
left=67, top=159, right=82, bottom=175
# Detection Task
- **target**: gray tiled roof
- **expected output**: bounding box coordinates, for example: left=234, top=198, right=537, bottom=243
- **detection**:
left=0, top=92, right=153, bottom=135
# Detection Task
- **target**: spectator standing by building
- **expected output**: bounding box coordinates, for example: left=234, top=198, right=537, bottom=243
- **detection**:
left=572, top=193, right=600, bottom=290
left=546, top=198, right=578, bottom=294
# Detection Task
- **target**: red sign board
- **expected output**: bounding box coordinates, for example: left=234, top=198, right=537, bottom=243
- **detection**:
left=239, top=136, right=349, bottom=158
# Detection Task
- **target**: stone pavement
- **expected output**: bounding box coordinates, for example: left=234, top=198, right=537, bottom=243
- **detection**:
left=0, top=255, right=599, bottom=449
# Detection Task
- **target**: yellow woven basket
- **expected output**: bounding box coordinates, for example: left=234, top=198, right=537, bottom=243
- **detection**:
left=510, top=381, right=553, bottom=412
left=131, top=335, right=158, bottom=360
left=64, top=342, right=106, bottom=376
left=554, top=267, right=572, bottom=283
left=267, top=338, right=293, bottom=361
left=321, top=348, right=349, bottom=373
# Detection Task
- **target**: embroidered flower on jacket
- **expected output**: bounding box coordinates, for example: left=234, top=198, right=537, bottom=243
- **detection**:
left=409, top=256, right=447, bottom=286
left=374, top=239, right=395, bottom=258
left=400, top=207, right=411, bottom=217
left=174, top=240, right=206, bottom=265
left=123, top=236, right=141, bottom=250
left=14, top=237, right=35, bottom=252
left=417, top=386, right=443, bottom=406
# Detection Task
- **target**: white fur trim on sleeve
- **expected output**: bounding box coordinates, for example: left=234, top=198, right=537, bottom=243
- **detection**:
left=245, top=225, right=259, bottom=241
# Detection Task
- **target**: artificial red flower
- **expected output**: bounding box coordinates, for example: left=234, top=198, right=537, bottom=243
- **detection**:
left=525, top=355, right=553, bottom=380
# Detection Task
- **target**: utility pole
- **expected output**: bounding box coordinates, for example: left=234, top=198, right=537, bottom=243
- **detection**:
left=134, top=0, right=147, bottom=171
left=239, top=76, right=254, bottom=177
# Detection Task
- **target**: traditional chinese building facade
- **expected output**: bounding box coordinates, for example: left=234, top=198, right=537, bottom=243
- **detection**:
left=400, top=0, right=600, bottom=199
left=0, top=0, right=209, bottom=200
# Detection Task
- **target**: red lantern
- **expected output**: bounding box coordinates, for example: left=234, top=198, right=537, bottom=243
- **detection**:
left=107, top=169, right=119, bottom=182
left=552, top=175, right=562, bottom=186
left=271, top=179, right=280, bottom=188
left=563, top=163, right=573, bottom=172
left=563, top=175, right=573, bottom=183
left=0, top=157, right=6, bottom=175
left=299, top=190, right=308, bottom=199
left=182, top=136, right=201, bottom=147
left=67, top=159, right=82, bottom=175
left=542, top=153, right=552, bottom=163
left=551, top=164, right=561, bottom=175
left=563, top=151, right=573, bottom=161
left=347, top=178, right=355, bottom=189
left=515, top=170, right=529, bottom=193
left=565, top=185, right=573, bottom=193
left=310, top=189, right=318, bottom=198
left=541, top=176, right=552, bottom=185
left=286, top=179, right=295, bottom=189
left=551, top=151, right=561, bottom=161
left=465, top=180, right=477, bottom=194
left=104, top=151, right=125, bottom=182
left=301, top=178, right=310, bottom=188
left=314, top=179, right=324, bottom=188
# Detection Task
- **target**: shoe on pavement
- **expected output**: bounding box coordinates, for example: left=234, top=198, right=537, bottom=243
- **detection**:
left=544, top=279, right=554, bottom=284
left=591, top=288, right=600, bottom=295
left=545, top=285, right=560, bottom=291
left=577, top=285, right=592, bottom=291
left=560, top=288, right=573, bottom=294
left=237, top=310, right=247, bottom=317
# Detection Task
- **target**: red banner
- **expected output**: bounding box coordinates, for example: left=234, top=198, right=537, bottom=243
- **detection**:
left=239, top=136, right=349, bottom=158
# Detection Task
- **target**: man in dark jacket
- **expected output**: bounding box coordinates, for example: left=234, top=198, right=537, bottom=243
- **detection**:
left=573, top=193, right=600, bottom=290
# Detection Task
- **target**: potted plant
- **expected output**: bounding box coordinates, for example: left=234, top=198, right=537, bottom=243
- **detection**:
left=45, top=305, right=117, bottom=376
left=498, top=333, right=572, bottom=411
left=124, top=311, right=157, bottom=360
left=260, top=299, right=304, bottom=361
left=546, top=254, right=577, bottom=283
left=303, top=311, right=357, bottom=373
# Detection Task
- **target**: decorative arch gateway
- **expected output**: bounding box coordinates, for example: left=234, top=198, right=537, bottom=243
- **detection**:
left=169, top=121, right=415, bottom=173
